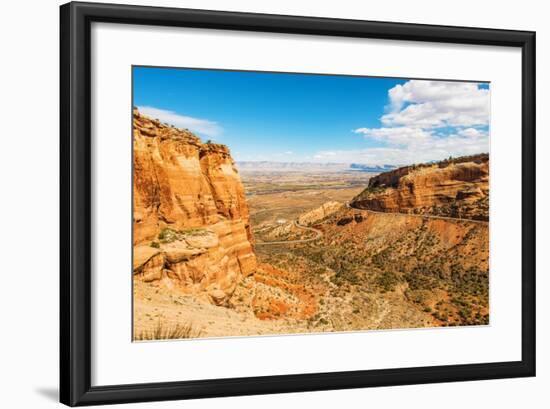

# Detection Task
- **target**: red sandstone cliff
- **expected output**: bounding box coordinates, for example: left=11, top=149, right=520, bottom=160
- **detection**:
left=132, top=109, right=256, bottom=305
left=350, top=154, right=489, bottom=221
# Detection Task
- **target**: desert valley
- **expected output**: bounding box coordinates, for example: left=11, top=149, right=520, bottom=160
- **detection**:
left=132, top=109, right=489, bottom=340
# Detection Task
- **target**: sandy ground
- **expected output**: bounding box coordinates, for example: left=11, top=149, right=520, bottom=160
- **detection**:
left=133, top=279, right=311, bottom=339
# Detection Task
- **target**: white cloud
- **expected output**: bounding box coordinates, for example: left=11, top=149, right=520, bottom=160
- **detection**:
left=348, top=80, right=490, bottom=165
left=137, top=106, right=222, bottom=137
left=456, top=127, right=487, bottom=138
left=354, top=127, right=432, bottom=146
left=313, top=131, right=488, bottom=165
left=382, top=80, right=490, bottom=128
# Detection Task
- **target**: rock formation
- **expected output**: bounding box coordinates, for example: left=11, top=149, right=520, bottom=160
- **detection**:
left=132, top=109, right=256, bottom=305
left=297, top=201, right=344, bottom=226
left=350, top=154, right=489, bottom=221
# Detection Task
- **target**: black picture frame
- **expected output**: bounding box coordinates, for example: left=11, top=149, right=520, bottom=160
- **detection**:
left=60, top=1, right=536, bottom=406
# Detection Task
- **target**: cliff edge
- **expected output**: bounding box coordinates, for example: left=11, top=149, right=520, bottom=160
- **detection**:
left=132, top=109, right=256, bottom=305
left=350, top=154, right=489, bottom=221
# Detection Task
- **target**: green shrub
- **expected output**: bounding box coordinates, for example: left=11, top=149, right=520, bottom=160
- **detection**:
left=158, top=227, right=208, bottom=243
left=375, top=271, right=399, bottom=292
left=158, top=228, right=178, bottom=243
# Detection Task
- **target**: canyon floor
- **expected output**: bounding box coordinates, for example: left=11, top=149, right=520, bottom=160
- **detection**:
left=134, top=168, right=489, bottom=340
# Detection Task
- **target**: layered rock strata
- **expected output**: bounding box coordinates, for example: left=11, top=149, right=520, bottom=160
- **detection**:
left=350, top=154, right=489, bottom=221
left=132, top=109, right=256, bottom=305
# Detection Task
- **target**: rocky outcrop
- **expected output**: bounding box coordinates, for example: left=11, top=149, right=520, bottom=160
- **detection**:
left=350, top=154, right=489, bottom=221
left=298, top=201, right=344, bottom=226
left=132, top=109, right=256, bottom=304
left=262, top=201, right=343, bottom=241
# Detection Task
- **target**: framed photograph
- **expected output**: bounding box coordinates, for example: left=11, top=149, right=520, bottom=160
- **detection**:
left=60, top=1, right=536, bottom=406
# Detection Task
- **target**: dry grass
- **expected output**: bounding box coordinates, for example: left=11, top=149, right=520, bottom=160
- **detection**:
left=133, top=320, right=201, bottom=341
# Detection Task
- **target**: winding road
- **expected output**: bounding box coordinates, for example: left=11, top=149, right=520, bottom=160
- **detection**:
left=255, top=221, right=323, bottom=246
left=346, top=202, right=489, bottom=225
left=255, top=201, right=488, bottom=247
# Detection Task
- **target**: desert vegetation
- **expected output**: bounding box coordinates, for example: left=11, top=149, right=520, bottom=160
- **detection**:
left=133, top=320, right=201, bottom=341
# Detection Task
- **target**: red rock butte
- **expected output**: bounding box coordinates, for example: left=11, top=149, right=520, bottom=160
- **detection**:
left=350, top=153, right=489, bottom=221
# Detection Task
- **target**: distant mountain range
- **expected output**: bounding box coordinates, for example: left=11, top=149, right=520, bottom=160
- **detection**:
left=349, top=163, right=398, bottom=172
left=236, top=161, right=398, bottom=173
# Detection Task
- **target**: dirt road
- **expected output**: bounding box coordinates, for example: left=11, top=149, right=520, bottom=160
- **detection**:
left=255, top=221, right=323, bottom=246
left=346, top=202, right=488, bottom=225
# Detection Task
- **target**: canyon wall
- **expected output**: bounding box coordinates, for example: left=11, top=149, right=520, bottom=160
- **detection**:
left=350, top=154, right=489, bottom=221
left=132, top=109, right=256, bottom=305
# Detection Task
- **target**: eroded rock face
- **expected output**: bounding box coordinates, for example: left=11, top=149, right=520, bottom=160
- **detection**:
left=132, top=109, right=256, bottom=304
left=350, top=154, right=489, bottom=221
left=298, top=201, right=344, bottom=226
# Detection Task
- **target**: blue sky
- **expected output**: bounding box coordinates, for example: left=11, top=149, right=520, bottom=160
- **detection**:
left=133, top=66, right=490, bottom=165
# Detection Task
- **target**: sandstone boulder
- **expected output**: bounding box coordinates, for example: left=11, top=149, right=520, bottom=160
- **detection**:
left=133, top=245, right=160, bottom=271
